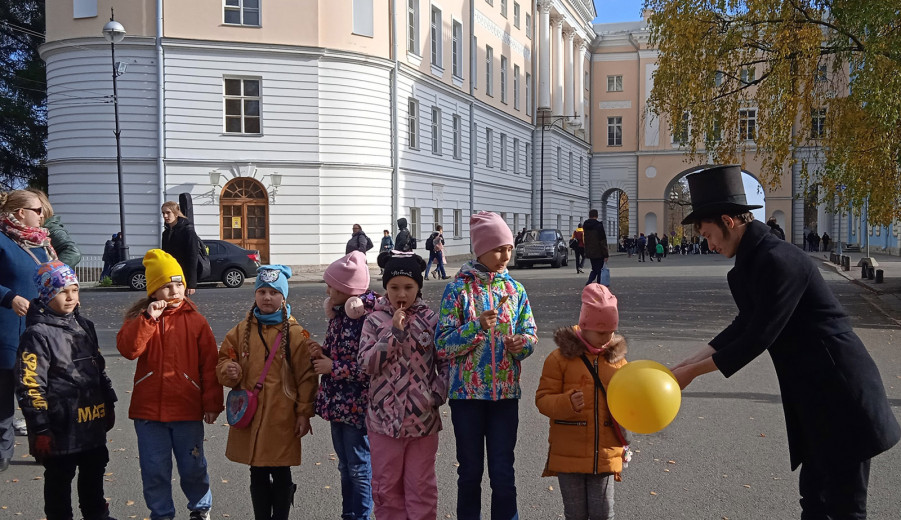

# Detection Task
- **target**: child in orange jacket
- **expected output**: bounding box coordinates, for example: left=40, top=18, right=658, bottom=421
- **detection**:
left=117, top=250, right=223, bottom=520
left=536, top=284, right=629, bottom=520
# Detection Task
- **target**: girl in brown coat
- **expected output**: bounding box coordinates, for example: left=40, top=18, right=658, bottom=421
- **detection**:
left=536, top=284, right=628, bottom=520
left=217, top=265, right=318, bottom=520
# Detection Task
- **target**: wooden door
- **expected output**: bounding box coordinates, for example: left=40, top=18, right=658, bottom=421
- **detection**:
left=220, top=178, right=270, bottom=263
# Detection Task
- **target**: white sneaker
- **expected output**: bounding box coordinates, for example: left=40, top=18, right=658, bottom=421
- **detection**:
left=189, top=510, right=210, bottom=520
left=13, top=418, right=27, bottom=436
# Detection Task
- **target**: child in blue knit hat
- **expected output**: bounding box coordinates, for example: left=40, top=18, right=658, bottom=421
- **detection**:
left=216, top=265, right=319, bottom=520
left=16, top=261, right=118, bottom=520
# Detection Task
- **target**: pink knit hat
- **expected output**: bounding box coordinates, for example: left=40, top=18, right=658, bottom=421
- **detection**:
left=579, top=283, right=619, bottom=332
left=470, top=211, right=514, bottom=257
left=324, top=251, right=370, bottom=295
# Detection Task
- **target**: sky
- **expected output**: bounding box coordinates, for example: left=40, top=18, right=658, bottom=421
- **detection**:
left=592, top=0, right=647, bottom=24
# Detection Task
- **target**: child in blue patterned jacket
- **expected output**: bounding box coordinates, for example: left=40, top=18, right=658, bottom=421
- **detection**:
left=311, top=251, right=378, bottom=520
left=359, top=251, right=448, bottom=520
left=436, top=211, right=538, bottom=520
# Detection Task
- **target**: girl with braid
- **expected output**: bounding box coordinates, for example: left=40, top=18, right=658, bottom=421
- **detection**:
left=217, top=265, right=318, bottom=520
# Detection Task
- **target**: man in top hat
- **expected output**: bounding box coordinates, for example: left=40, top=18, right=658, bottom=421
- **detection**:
left=672, top=165, right=899, bottom=519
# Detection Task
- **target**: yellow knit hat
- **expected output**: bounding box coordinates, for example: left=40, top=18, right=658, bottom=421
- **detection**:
left=143, top=249, right=185, bottom=296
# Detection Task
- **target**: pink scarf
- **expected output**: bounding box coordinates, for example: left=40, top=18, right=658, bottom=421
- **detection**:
left=574, top=326, right=612, bottom=355
left=1, top=212, right=55, bottom=253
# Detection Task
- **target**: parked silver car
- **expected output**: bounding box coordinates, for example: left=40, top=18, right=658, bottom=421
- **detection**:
left=513, top=229, right=569, bottom=268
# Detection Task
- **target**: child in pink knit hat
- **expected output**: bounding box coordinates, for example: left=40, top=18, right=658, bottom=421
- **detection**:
left=536, top=283, right=630, bottom=520
left=311, top=251, right=379, bottom=519
left=435, top=211, right=538, bottom=519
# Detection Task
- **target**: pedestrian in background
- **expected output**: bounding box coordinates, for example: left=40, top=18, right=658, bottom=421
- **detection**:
left=672, top=165, right=899, bottom=519
left=436, top=211, right=538, bottom=520
left=16, top=261, right=117, bottom=520
left=27, top=189, right=81, bottom=267
left=117, top=249, right=223, bottom=520
left=636, top=233, right=647, bottom=262
left=424, top=226, right=448, bottom=280
left=359, top=252, right=448, bottom=520
left=313, top=251, right=379, bottom=520
left=346, top=224, right=373, bottom=255
left=583, top=209, right=609, bottom=285
left=161, top=201, right=202, bottom=296
left=379, top=230, right=393, bottom=254
left=217, top=265, right=318, bottom=520
left=0, top=189, right=57, bottom=473
left=394, top=218, right=414, bottom=252
left=100, top=233, right=119, bottom=280
left=536, top=284, right=629, bottom=520
left=571, top=223, right=585, bottom=274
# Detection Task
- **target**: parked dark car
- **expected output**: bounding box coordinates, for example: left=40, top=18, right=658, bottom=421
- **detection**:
left=110, top=239, right=261, bottom=290
left=513, top=229, right=569, bottom=268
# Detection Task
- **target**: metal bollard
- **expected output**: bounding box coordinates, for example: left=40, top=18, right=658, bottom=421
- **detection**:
left=842, top=256, right=851, bottom=271
left=867, top=266, right=875, bottom=280
left=862, top=265, right=868, bottom=278
left=875, top=269, right=884, bottom=283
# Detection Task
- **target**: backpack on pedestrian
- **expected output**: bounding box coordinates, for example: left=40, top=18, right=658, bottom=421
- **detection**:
left=425, top=232, right=438, bottom=251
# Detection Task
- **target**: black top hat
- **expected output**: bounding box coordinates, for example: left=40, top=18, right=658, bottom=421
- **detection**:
left=680, top=165, right=762, bottom=225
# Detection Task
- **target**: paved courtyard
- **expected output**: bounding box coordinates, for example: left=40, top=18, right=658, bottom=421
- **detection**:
left=2, top=253, right=899, bottom=519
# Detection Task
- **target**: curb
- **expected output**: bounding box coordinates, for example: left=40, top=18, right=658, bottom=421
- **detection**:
left=814, top=256, right=886, bottom=296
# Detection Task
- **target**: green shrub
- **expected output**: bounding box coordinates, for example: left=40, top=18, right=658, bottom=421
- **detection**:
left=98, top=276, right=113, bottom=287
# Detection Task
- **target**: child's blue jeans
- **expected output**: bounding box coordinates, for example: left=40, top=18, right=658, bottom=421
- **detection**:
left=449, top=398, right=520, bottom=520
left=134, top=420, right=213, bottom=519
left=330, top=421, right=372, bottom=520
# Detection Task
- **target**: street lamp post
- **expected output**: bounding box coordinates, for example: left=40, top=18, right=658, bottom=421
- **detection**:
left=539, top=112, right=578, bottom=228
left=102, top=10, right=129, bottom=261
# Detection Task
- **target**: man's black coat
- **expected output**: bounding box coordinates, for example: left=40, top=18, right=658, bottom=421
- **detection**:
left=709, top=220, right=899, bottom=469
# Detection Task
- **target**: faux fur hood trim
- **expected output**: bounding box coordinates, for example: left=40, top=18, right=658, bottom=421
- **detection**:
left=553, top=326, right=627, bottom=363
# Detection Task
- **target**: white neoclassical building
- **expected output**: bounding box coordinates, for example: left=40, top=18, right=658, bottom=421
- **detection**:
left=45, top=1, right=862, bottom=265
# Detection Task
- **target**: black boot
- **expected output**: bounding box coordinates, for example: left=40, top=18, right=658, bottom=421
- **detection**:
left=271, top=482, right=296, bottom=520
left=250, top=479, right=273, bottom=520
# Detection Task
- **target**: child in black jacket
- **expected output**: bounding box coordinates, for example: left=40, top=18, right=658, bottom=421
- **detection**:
left=15, top=261, right=117, bottom=520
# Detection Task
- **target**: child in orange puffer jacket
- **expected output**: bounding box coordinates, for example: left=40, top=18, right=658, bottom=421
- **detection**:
left=536, top=283, right=629, bottom=520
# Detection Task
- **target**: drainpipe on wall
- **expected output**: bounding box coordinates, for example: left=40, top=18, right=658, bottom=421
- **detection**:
left=390, top=0, right=399, bottom=233
left=531, top=0, right=539, bottom=223
left=469, top=0, right=475, bottom=224
left=588, top=36, right=594, bottom=209
left=156, top=0, right=165, bottom=244
left=628, top=32, right=640, bottom=236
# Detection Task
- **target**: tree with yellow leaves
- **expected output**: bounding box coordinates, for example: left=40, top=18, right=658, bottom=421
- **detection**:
left=644, top=0, right=901, bottom=225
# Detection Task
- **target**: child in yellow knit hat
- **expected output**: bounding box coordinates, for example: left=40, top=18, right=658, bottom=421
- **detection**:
left=116, top=249, right=224, bottom=520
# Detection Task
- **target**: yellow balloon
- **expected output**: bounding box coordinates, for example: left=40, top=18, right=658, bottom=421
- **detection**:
left=607, top=360, right=682, bottom=434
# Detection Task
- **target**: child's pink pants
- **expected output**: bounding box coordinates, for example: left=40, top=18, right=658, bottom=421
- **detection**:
left=369, top=431, right=439, bottom=520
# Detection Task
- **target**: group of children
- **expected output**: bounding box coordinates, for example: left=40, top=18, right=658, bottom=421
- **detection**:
left=14, top=210, right=630, bottom=520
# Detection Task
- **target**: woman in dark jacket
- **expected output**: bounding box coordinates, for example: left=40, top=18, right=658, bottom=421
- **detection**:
left=160, top=201, right=201, bottom=295
left=345, top=224, right=372, bottom=255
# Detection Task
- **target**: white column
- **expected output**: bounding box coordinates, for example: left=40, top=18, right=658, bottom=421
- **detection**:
left=563, top=27, right=574, bottom=118
left=552, top=17, right=564, bottom=115
left=575, top=41, right=586, bottom=127
left=537, top=1, right=551, bottom=110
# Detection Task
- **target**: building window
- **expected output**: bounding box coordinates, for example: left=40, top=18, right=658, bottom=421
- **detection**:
left=452, top=114, right=462, bottom=159
left=430, top=6, right=442, bottom=68
left=739, top=109, right=756, bottom=141
left=556, top=147, right=562, bottom=179
left=673, top=112, right=690, bottom=143
left=500, top=133, right=508, bottom=171
left=513, top=138, right=520, bottom=173
left=407, top=98, right=419, bottom=149
left=454, top=209, right=462, bottom=238
left=500, top=56, right=508, bottom=103
left=224, top=0, right=260, bottom=26
left=431, top=106, right=442, bottom=155
left=816, top=64, right=827, bottom=83
left=714, top=71, right=724, bottom=87
left=407, top=0, right=420, bottom=55
left=525, top=72, right=532, bottom=116
left=710, top=118, right=722, bottom=142
left=224, top=78, right=261, bottom=134
left=500, top=0, right=507, bottom=17
left=433, top=208, right=443, bottom=229
left=513, top=64, right=520, bottom=110
left=607, top=116, right=622, bottom=146
left=452, top=20, right=463, bottom=78
left=811, top=108, right=826, bottom=139
left=513, top=2, right=520, bottom=28
left=486, top=128, right=494, bottom=167
left=569, top=151, right=574, bottom=182
left=579, top=156, right=584, bottom=185
left=352, top=0, right=374, bottom=37
left=525, top=13, right=531, bottom=39
left=486, top=45, right=494, bottom=96
left=410, top=207, right=421, bottom=240
left=607, top=75, right=623, bottom=92
left=471, top=36, right=478, bottom=89
left=525, top=143, right=531, bottom=176
left=740, top=67, right=756, bottom=84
